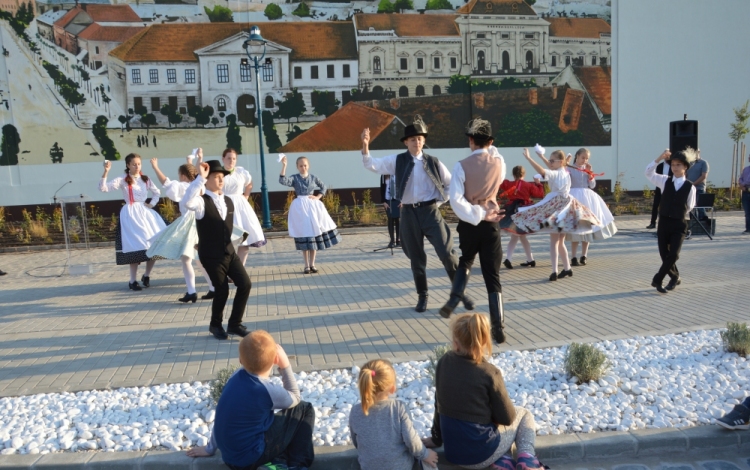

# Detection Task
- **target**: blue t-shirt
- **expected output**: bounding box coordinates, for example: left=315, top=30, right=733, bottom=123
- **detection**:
left=686, top=159, right=709, bottom=191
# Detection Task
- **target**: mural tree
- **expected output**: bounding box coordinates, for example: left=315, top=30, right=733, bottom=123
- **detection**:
left=49, top=142, right=64, bottom=163
left=286, top=125, right=305, bottom=142
left=425, top=0, right=452, bottom=9
left=226, top=114, right=242, bottom=152
left=204, top=5, right=233, bottom=22
left=447, top=75, right=536, bottom=94
left=494, top=108, right=583, bottom=148
left=311, top=90, right=340, bottom=118
left=262, top=110, right=282, bottom=154
left=0, top=124, right=20, bottom=166
left=274, top=89, right=306, bottom=131
left=292, top=2, right=310, bottom=17
left=141, top=113, right=157, bottom=135
left=92, top=116, right=120, bottom=161
left=264, top=4, right=283, bottom=20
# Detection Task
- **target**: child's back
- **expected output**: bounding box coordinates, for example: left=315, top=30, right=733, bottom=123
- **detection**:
left=349, top=398, right=428, bottom=470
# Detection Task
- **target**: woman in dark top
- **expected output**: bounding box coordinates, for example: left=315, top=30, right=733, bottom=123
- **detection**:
left=498, top=165, right=544, bottom=269
left=424, top=314, right=543, bottom=470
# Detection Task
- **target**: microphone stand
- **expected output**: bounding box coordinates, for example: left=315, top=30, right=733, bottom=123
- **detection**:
left=52, top=180, right=73, bottom=204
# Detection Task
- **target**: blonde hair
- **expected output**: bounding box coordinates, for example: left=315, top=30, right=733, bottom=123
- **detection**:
left=296, top=156, right=309, bottom=166
left=357, top=359, right=396, bottom=415
left=549, top=150, right=566, bottom=162
left=239, top=330, right=277, bottom=374
left=451, top=314, right=492, bottom=364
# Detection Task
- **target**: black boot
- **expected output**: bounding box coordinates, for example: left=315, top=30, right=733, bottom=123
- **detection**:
left=488, top=292, right=506, bottom=344
left=446, top=268, right=474, bottom=312
left=439, top=294, right=461, bottom=319
left=415, top=274, right=428, bottom=312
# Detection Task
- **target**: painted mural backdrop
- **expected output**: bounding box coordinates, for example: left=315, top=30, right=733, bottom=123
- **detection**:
left=0, top=0, right=611, bottom=166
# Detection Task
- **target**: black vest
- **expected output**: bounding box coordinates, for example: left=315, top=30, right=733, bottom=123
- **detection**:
left=659, top=178, right=692, bottom=220
left=394, top=151, right=446, bottom=202
left=195, top=194, right=235, bottom=259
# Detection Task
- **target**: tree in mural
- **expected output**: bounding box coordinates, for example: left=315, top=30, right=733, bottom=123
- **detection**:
left=168, top=111, right=183, bottom=128
left=286, top=125, right=305, bottom=142
left=0, top=124, right=20, bottom=166
left=117, top=115, right=132, bottom=133
left=494, top=108, right=583, bottom=148
left=204, top=5, right=233, bottom=22
left=92, top=116, right=120, bottom=161
left=292, top=2, right=310, bottom=17
left=425, top=0, right=452, bottom=9
left=49, top=142, right=64, bottom=163
left=274, top=88, right=306, bottom=131
left=226, top=114, right=242, bottom=152
left=447, top=75, right=536, bottom=94
left=377, top=0, right=394, bottom=13
left=141, top=113, right=157, bottom=135
left=262, top=110, right=282, bottom=154
left=264, top=4, right=283, bottom=20
left=311, top=90, right=340, bottom=118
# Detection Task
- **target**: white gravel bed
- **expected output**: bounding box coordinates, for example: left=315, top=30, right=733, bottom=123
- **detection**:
left=1, top=329, right=748, bottom=455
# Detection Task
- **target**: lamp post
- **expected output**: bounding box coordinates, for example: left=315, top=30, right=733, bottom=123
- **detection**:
left=242, top=25, right=272, bottom=229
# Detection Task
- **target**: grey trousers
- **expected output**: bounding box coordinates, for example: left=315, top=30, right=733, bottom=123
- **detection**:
left=399, top=204, right=458, bottom=292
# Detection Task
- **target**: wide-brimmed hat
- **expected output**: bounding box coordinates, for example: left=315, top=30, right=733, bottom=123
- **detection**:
left=465, top=118, right=493, bottom=139
left=205, top=160, right=231, bottom=176
left=401, top=115, right=428, bottom=142
left=669, top=147, right=697, bottom=170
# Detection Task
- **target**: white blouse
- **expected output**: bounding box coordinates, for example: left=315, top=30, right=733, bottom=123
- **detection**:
left=162, top=178, right=192, bottom=214
left=544, top=168, right=571, bottom=197
left=223, top=167, right=252, bottom=197
left=99, top=174, right=161, bottom=204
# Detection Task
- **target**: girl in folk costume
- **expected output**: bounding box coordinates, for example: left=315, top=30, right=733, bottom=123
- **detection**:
left=99, top=154, right=166, bottom=291
left=146, top=153, right=215, bottom=303
left=565, top=148, right=617, bottom=266
left=280, top=155, right=342, bottom=274
left=498, top=165, right=545, bottom=269
left=221, top=148, right=267, bottom=267
left=501, top=146, right=601, bottom=281
left=380, top=174, right=401, bottom=248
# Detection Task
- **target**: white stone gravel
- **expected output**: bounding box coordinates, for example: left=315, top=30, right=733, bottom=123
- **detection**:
left=1, top=329, right=748, bottom=455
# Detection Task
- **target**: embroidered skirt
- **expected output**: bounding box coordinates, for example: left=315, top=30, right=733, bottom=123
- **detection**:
left=288, top=196, right=341, bottom=251
left=502, top=193, right=601, bottom=235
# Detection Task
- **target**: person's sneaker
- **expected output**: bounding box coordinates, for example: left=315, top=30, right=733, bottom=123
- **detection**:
left=258, top=464, right=288, bottom=470
left=516, top=453, right=543, bottom=470
left=491, top=454, right=516, bottom=470
left=716, top=404, right=750, bottom=430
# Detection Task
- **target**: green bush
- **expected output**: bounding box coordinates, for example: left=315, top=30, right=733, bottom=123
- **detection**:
left=292, top=2, right=310, bottom=16
left=721, top=322, right=750, bottom=357
left=564, top=342, right=608, bottom=383
left=210, top=365, right=239, bottom=405
left=427, top=344, right=451, bottom=385
left=264, top=3, right=283, bottom=19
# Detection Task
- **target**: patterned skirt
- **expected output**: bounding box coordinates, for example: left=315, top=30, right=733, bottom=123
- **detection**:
left=502, top=193, right=601, bottom=235
left=288, top=196, right=341, bottom=251
left=115, top=220, right=163, bottom=265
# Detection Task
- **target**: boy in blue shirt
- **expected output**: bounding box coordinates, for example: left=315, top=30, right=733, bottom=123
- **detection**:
left=187, top=330, right=315, bottom=469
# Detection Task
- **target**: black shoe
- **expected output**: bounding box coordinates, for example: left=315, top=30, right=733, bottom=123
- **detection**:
left=178, top=292, right=197, bottom=303
left=646, top=223, right=656, bottom=229
left=227, top=324, right=249, bottom=337
left=519, top=260, right=536, bottom=267
left=387, top=241, right=396, bottom=249
left=549, top=272, right=557, bottom=281
left=579, top=256, right=587, bottom=266
left=558, top=269, right=573, bottom=279
left=395, top=240, right=401, bottom=247
left=503, top=259, right=513, bottom=269
left=141, top=275, right=150, bottom=288
left=665, top=277, right=681, bottom=291
left=129, top=281, right=142, bottom=291
left=0, top=270, right=6, bottom=275
left=309, top=266, right=318, bottom=273
left=415, top=295, right=428, bottom=313
left=439, top=295, right=461, bottom=319
left=570, top=257, right=579, bottom=267
left=209, top=325, right=228, bottom=340
left=651, top=280, right=667, bottom=294
left=304, top=267, right=310, bottom=274
left=201, top=290, right=215, bottom=300
left=462, top=294, right=475, bottom=311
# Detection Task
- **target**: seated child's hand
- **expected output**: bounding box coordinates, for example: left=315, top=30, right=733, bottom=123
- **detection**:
left=186, top=445, right=211, bottom=458
left=421, top=437, right=437, bottom=448
left=275, top=344, right=291, bottom=369
left=423, top=448, right=439, bottom=467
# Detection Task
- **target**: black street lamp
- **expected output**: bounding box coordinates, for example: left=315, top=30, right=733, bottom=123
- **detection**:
left=242, top=25, right=272, bottom=229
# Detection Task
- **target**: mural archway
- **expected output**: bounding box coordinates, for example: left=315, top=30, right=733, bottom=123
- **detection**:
left=237, top=94, right=257, bottom=126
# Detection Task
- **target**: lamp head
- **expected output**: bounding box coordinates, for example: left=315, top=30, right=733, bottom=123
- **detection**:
left=247, top=25, right=266, bottom=47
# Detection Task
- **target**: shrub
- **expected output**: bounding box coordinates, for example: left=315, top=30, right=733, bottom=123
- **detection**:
left=721, top=322, right=750, bottom=357
left=612, top=181, right=623, bottom=203
left=264, top=3, right=283, bottom=20
left=564, top=342, right=608, bottom=383
left=283, top=191, right=296, bottom=214
left=642, top=185, right=652, bottom=199
left=427, top=344, right=451, bottom=385
left=322, top=189, right=340, bottom=214
left=0, top=206, right=5, bottom=231
left=210, top=365, right=239, bottom=405
left=158, top=199, right=178, bottom=223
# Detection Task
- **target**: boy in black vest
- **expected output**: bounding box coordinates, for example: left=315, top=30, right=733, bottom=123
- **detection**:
left=645, top=149, right=696, bottom=294
left=184, top=160, right=251, bottom=339
left=361, top=117, right=474, bottom=313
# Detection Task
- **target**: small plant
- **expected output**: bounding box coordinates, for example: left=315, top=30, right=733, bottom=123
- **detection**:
left=158, top=199, right=178, bottom=223
left=110, top=213, right=118, bottom=231
left=427, top=344, right=451, bottom=385
left=0, top=206, right=5, bottom=231
left=612, top=205, right=623, bottom=216
left=564, top=342, right=608, bottom=383
left=88, top=205, right=104, bottom=227
left=28, top=220, right=49, bottom=239
left=627, top=202, right=639, bottom=215
left=597, top=186, right=606, bottom=198
left=642, top=185, right=652, bottom=199
left=612, top=181, right=623, bottom=204
left=322, top=188, right=341, bottom=215
left=721, top=322, right=750, bottom=357
left=210, top=365, right=239, bottom=405
left=35, top=206, right=50, bottom=224
left=283, top=191, right=295, bottom=215
left=52, top=207, right=63, bottom=232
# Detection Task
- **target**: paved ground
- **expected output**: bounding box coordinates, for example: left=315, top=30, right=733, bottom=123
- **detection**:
left=0, top=213, right=748, bottom=398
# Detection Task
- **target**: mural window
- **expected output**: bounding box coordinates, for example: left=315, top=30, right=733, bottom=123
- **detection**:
left=373, top=56, right=381, bottom=74
left=131, top=68, right=141, bottom=84
left=477, top=33, right=486, bottom=38
left=433, top=57, right=440, bottom=69
left=262, top=64, right=273, bottom=82
left=579, top=55, right=585, bottom=64
left=311, top=65, right=319, bottom=79
left=399, top=86, right=408, bottom=97
left=591, top=56, right=597, bottom=66
left=342, top=90, right=351, bottom=104
left=417, top=58, right=424, bottom=70
left=600, top=57, right=608, bottom=65
left=551, top=55, right=557, bottom=67
left=240, top=62, right=252, bottom=82
left=133, top=96, right=143, bottom=111
left=343, top=64, right=350, bottom=78
left=294, top=66, right=302, bottom=79
left=95, top=46, right=99, bottom=54
left=149, top=69, right=158, bottom=83
left=416, top=85, right=425, bottom=96
left=185, top=69, right=196, bottom=84
left=187, top=96, right=196, bottom=110
left=168, top=96, right=178, bottom=111
left=450, top=57, right=457, bottom=69
left=565, top=55, right=571, bottom=66
left=217, top=64, right=229, bottom=83
left=400, top=58, right=408, bottom=71
left=327, top=64, right=334, bottom=79
left=265, top=96, right=274, bottom=108
left=218, top=97, right=227, bottom=112
left=432, top=84, right=441, bottom=95
left=151, top=97, right=160, bottom=112
left=167, top=68, right=176, bottom=84
left=524, top=33, right=534, bottom=39
left=526, top=51, right=533, bottom=69
left=501, top=33, right=510, bottom=39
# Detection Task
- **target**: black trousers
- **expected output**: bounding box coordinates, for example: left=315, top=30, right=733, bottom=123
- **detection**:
left=650, top=187, right=662, bottom=226
left=200, top=252, right=251, bottom=328
left=226, top=401, right=316, bottom=470
left=400, top=204, right=458, bottom=291
left=654, top=217, right=687, bottom=285
left=456, top=220, right=502, bottom=294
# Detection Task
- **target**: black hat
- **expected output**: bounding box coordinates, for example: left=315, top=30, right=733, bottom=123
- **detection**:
left=401, top=115, right=428, bottom=142
left=668, top=147, right=697, bottom=170
left=465, top=118, right=493, bottom=139
left=205, top=160, right=231, bottom=176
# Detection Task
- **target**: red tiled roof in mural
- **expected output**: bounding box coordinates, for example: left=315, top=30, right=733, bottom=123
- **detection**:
left=78, top=24, right=145, bottom=42
left=279, top=102, right=398, bottom=153
left=547, top=18, right=611, bottom=39
left=54, top=7, right=80, bottom=27
left=84, top=4, right=141, bottom=22
left=574, top=66, right=611, bottom=115
left=355, top=14, right=459, bottom=37
left=457, top=0, right=536, bottom=16
left=110, top=22, right=357, bottom=63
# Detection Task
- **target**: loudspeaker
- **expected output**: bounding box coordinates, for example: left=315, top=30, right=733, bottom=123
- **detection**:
left=669, top=119, right=699, bottom=156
